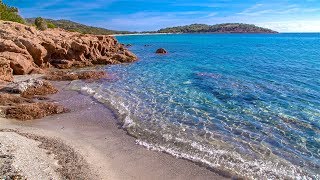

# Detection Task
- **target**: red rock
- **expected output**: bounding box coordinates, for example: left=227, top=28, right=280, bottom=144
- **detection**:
left=5, top=102, right=69, bottom=120
left=0, top=52, right=35, bottom=75
left=21, top=81, right=58, bottom=98
left=156, top=48, right=167, bottom=54
left=45, top=70, right=107, bottom=81
left=0, top=57, right=13, bottom=82
left=0, top=21, right=138, bottom=81
left=0, top=93, right=34, bottom=106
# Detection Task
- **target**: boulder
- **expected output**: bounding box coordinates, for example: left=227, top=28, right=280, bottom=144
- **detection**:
left=156, top=48, right=167, bottom=54
left=0, top=52, right=35, bottom=75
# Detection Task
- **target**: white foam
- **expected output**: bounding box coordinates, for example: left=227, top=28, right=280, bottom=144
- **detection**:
left=68, top=81, right=318, bottom=179
left=136, top=139, right=314, bottom=179
left=122, top=116, right=135, bottom=128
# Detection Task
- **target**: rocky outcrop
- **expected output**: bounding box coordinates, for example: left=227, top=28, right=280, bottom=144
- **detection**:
left=20, top=81, right=58, bottom=98
left=5, top=102, right=68, bottom=120
left=0, top=79, right=68, bottom=120
left=156, top=48, right=167, bottom=54
left=0, top=94, right=34, bottom=106
left=0, top=21, right=137, bottom=82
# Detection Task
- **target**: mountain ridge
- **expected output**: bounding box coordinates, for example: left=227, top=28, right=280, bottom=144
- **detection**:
left=25, top=18, right=134, bottom=35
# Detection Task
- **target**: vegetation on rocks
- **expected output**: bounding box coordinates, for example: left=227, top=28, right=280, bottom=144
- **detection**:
left=35, top=17, right=48, bottom=30
left=0, top=0, right=25, bottom=24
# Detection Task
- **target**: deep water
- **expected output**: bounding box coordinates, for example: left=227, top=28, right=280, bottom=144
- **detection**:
left=70, top=34, right=320, bottom=179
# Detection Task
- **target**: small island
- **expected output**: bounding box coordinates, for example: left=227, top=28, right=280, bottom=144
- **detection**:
left=156, top=23, right=278, bottom=34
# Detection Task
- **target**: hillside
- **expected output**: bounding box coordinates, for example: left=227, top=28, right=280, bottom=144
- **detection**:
left=26, top=18, right=134, bottom=35
left=0, top=0, right=25, bottom=24
left=157, top=23, right=278, bottom=34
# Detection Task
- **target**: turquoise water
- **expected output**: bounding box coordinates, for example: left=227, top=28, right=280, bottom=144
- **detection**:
left=72, top=34, right=320, bottom=179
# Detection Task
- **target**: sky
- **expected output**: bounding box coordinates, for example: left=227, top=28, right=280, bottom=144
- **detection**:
left=4, top=0, right=320, bottom=32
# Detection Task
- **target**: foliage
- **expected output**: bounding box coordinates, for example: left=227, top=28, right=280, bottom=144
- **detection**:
left=0, top=0, right=25, bottom=24
left=26, top=18, right=133, bottom=35
left=35, top=17, right=47, bottom=30
left=157, top=23, right=278, bottom=34
left=47, top=22, right=56, bottom=29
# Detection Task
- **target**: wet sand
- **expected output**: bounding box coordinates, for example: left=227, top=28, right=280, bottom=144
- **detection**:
left=0, top=81, right=227, bottom=180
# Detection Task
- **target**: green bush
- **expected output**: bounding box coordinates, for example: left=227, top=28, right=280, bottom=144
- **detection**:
left=35, top=17, right=47, bottom=30
left=0, top=0, right=25, bottom=24
left=47, top=22, right=56, bottom=29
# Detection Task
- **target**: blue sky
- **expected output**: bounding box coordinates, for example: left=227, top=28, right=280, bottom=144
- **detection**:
left=4, top=0, right=320, bottom=32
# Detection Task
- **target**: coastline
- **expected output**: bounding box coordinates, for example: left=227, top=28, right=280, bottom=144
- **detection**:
left=0, top=78, right=226, bottom=179
left=112, top=32, right=175, bottom=36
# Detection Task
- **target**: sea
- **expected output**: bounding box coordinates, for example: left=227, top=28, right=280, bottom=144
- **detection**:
left=69, top=34, right=320, bottom=179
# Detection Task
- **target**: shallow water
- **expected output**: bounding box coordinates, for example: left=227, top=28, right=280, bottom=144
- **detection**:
left=70, top=34, right=320, bottom=179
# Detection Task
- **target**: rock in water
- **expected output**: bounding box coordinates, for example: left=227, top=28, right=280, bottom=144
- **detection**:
left=0, top=21, right=138, bottom=82
left=156, top=48, right=167, bottom=54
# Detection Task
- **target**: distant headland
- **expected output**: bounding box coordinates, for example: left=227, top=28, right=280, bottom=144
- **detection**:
left=155, top=23, right=278, bottom=34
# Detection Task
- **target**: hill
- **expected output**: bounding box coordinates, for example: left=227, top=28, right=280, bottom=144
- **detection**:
left=157, top=23, right=277, bottom=34
left=0, top=0, right=25, bottom=24
left=26, top=18, right=134, bottom=35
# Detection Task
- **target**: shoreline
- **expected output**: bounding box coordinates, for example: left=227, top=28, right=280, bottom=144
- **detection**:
left=0, top=78, right=226, bottom=179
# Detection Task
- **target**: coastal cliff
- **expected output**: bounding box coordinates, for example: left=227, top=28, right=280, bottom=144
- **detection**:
left=0, top=21, right=137, bottom=82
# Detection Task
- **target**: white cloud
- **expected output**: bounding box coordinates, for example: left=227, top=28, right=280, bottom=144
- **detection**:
left=238, top=3, right=320, bottom=16
left=257, top=21, right=320, bottom=32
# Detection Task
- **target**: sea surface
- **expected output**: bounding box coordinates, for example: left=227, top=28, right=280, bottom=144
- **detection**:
left=70, top=34, right=320, bottom=179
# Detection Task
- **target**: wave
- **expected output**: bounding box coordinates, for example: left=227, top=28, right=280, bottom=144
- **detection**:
left=67, top=81, right=318, bottom=179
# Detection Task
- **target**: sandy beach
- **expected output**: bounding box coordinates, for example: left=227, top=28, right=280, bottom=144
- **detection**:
left=0, top=80, right=226, bottom=180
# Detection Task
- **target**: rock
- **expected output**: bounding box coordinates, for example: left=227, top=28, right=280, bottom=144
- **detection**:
left=0, top=57, right=13, bottom=82
left=21, top=81, right=58, bottom=98
left=0, top=93, right=34, bottom=106
left=124, top=50, right=137, bottom=59
left=126, top=44, right=132, bottom=47
left=50, top=59, right=74, bottom=69
left=5, top=102, right=69, bottom=120
left=45, top=70, right=107, bottom=81
left=156, top=48, right=167, bottom=54
left=0, top=21, right=138, bottom=82
left=10, top=79, right=44, bottom=93
left=0, top=52, right=35, bottom=75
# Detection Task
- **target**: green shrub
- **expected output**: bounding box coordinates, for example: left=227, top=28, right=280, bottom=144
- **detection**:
left=47, top=22, right=56, bottom=29
left=35, top=17, right=47, bottom=30
left=0, top=0, right=25, bottom=24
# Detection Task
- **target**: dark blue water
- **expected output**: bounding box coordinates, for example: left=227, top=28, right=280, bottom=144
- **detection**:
left=71, top=34, right=320, bottom=179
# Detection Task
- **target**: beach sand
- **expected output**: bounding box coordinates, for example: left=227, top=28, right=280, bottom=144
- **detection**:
left=0, top=81, right=226, bottom=180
